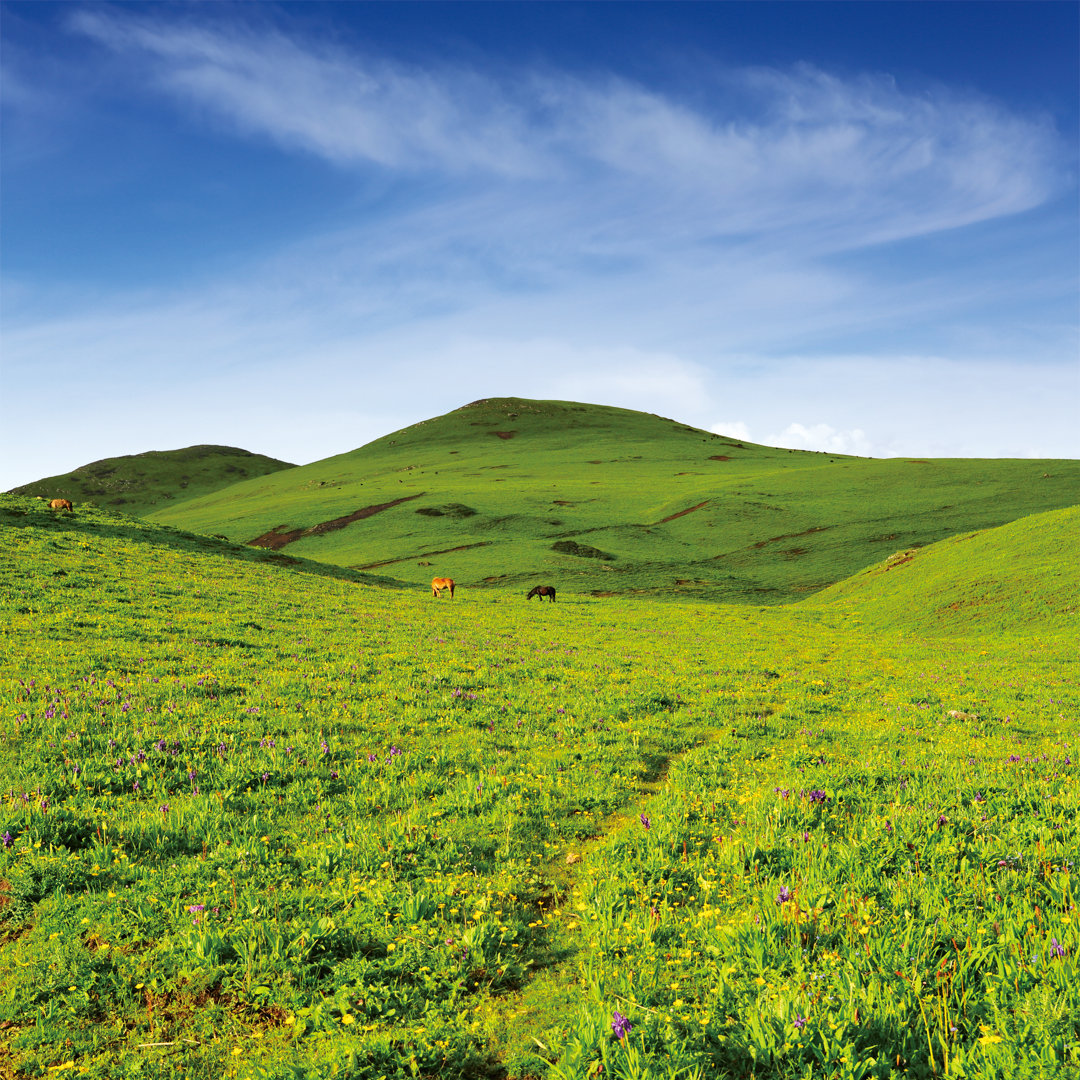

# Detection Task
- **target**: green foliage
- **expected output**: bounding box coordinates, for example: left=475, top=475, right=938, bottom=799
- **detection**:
left=1, top=492, right=1077, bottom=1078
left=9, top=444, right=295, bottom=518
left=145, top=397, right=1080, bottom=603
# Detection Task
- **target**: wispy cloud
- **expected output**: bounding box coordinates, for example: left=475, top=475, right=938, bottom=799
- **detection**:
left=768, top=422, right=873, bottom=457
left=68, top=8, right=1066, bottom=251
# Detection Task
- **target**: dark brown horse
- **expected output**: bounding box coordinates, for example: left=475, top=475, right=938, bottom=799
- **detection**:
left=526, top=585, right=556, bottom=602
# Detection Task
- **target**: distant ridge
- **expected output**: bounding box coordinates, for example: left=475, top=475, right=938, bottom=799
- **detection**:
left=145, top=397, right=1080, bottom=604
left=9, top=444, right=296, bottom=518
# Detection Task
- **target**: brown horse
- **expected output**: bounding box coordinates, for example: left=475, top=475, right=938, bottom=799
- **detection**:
left=527, top=585, right=556, bottom=602
left=49, top=498, right=73, bottom=512
left=431, top=577, right=455, bottom=599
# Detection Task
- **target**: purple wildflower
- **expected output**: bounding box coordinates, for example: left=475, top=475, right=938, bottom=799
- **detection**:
left=639, top=814, right=651, bottom=830
left=806, top=789, right=827, bottom=804
left=1, top=831, right=12, bottom=848
left=776, top=886, right=792, bottom=905
left=1050, top=937, right=1066, bottom=959
left=611, top=1010, right=633, bottom=1040
left=793, top=1015, right=807, bottom=1030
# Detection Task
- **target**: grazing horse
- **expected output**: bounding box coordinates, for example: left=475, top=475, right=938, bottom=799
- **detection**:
left=527, top=585, right=556, bottom=602
left=49, top=498, right=73, bottom=512
left=431, top=577, right=455, bottom=599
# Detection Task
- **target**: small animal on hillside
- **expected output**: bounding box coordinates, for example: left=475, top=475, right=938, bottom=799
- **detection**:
left=527, top=585, right=556, bottom=602
left=49, top=498, right=74, bottom=512
left=431, top=577, right=455, bottom=599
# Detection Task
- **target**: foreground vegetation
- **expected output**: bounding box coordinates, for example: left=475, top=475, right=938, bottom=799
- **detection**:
left=1, top=496, right=1077, bottom=1078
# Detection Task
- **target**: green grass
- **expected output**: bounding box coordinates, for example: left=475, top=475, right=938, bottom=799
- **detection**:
left=1, top=494, right=1077, bottom=1079
left=9, top=444, right=296, bottom=518
left=147, top=398, right=1080, bottom=604
left=806, top=505, right=1080, bottom=636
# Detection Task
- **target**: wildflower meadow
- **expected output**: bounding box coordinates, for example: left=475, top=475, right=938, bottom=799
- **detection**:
left=0, top=495, right=1076, bottom=1078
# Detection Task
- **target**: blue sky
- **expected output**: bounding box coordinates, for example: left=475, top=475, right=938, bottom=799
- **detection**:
left=2, top=1, right=1077, bottom=489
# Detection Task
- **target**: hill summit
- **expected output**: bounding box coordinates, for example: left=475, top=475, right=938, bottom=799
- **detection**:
left=146, top=397, right=1080, bottom=603
left=9, top=444, right=296, bottom=518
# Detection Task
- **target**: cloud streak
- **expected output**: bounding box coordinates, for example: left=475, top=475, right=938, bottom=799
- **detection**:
left=69, top=9, right=1066, bottom=252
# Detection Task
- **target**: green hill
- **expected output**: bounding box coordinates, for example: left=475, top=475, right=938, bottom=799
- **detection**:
left=804, top=504, right=1080, bottom=635
left=8, top=444, right=296, bottom=518
left=147, top=398, right=1080, bottom=604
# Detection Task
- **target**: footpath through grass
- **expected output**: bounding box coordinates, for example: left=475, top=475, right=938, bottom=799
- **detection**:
left=0, top=497, right=1077, bottom=1079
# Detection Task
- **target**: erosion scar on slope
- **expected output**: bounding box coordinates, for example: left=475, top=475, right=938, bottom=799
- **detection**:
left=353, top=541, right=492, bottom=570
left=247, top=494, right=424, bottom=550
left=656, top=500, right=710, bottom=524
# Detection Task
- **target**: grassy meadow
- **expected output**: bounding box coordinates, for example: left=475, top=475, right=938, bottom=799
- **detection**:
left=145, top=399, right=1080, bottom=604
left=1, top=494, right=1077, bottom=1079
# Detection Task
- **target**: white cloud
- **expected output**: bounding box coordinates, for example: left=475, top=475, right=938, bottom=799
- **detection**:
left=710, top=421, right=751, bottom=441
left=768, top=422, right=874, bottom=457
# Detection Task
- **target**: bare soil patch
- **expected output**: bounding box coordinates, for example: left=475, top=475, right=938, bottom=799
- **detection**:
left=247, top=494, right=423, bottom=550
left=353, top=541, right=491, bottom=570
left=657, top=500, right=709, bottom=524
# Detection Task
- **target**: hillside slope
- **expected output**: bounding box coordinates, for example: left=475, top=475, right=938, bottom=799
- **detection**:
left=803, top=504, right=1080, bottom=635
left=9, top=444, right=296, bottom=518
left=147, top=398, right=1080, bottom=603
left=0, top=495, right=407, bottom=593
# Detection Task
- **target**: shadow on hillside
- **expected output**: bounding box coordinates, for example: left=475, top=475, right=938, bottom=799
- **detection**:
left=0, top=501, right=409, bottom=590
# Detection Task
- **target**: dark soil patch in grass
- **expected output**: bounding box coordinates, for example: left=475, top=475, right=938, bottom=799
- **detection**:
left=354, top=541, right=492, bottom=570
left=248, top=494, right=424, bottom=550
left=490, top=431, right=517, bottom=440
left=247, top=525, right=305, bottom=550
left=415, top=503, right=478, bottom=519
left=753, top=525, right=832, bottom=549
left=552, top=540, right=616, bottom=561
left=657, top=500, right=709, bottom=524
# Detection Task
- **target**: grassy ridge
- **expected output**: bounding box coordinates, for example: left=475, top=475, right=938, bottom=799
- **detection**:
left=807, top=505, right=1080, bottom=636
left=1, top=496, right=1077, bottom=1078
left=147, top=398, right=1080, bottom=603
left=9, top=445, right=296, bottom=518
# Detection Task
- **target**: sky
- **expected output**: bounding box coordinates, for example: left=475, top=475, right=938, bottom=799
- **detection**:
left=2, top=1, right=1077, bottom=489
